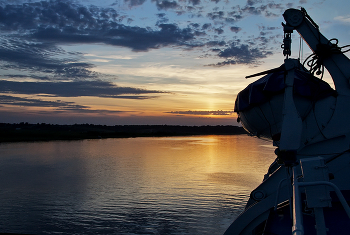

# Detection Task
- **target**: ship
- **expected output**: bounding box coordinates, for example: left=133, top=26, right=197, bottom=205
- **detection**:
left=224, top=8, right=350, bottom=235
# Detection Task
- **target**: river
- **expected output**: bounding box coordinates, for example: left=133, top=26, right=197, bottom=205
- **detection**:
left=0, top=135, right=275, bottom=235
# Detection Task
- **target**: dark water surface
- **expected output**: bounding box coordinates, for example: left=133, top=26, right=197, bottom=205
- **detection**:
left=0, top=135, right=275, bottom=235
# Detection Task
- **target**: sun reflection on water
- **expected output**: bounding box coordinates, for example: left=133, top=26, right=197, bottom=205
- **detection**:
left=0, top=135, right=276, bottom=235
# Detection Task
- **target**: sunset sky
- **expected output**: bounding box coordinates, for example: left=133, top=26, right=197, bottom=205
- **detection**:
left=0, top=0, right=349, bottom=125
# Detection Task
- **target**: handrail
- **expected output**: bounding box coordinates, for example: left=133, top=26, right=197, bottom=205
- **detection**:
left=292, top=167, right=350, bottom=235
left=298, top=181, right=350, bottom=219
left=292, top=167, right=304, bottom=235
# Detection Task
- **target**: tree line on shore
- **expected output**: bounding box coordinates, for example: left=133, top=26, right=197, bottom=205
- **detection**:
left=0, top=123, right=247, bottom=142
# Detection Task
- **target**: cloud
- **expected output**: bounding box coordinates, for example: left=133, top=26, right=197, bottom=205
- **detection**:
left=0, top=95, right=125, bottom=114
left=0, top=1, right=197, bottom=52
left=0, top=36, right=98, bottom=80
left=335, top=15, right=350, bottom=23
left=31, top=23, right=196, bottom=52
left=0, top=0, right=286, bottom=74
left=167, top=110, right=235, bottom=115
left=247, top=0, right=263, bottom=6
left=206, top=40, right=226, bottom=47
left=204, top=2, right=287, bottom=29
left=156, top=13, right=169, bottom=24
left=207, top=11, right=225, bottom=20
left=152, top=0, right=179, bottom=10
left=124, top=0, right=147, bottom=7
left=214, top=27, right=224, bottom=34
left=0, top=95, right=85, bottom=108
left=208, top=42, right=273, bottom=66
left=230, top=26, right=242, bottom=33
left=0, top=80, right=166, bottom=99
left=228, top=2, right=285, bottom=19
left=202, top=23, right=211, bottom=30
left=188, top=0, right=201, bottom=5
left=0, top=0, right=204, bottom=83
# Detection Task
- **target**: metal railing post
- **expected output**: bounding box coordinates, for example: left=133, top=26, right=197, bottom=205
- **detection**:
left=292, top=166, right=304, bottom=235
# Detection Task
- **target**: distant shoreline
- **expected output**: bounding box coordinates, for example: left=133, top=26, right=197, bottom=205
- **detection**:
left=0, top=123, right=247, bottom=143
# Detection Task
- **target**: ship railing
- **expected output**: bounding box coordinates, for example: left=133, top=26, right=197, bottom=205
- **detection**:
left=292, top=158, right=350, bottom=235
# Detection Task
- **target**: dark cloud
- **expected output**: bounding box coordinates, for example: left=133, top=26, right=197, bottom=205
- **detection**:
left=0, top=95, right=125, bottom=114
left=0, top=80, right=166, bottom=99
left=156, top=13, right=169, bottom=24
left=124, top=0, right=147, bottom=7
left=30, top=23, right=196, bottom=52
left=157, top=13, right=167, bottom=18
left=247, top=0, right=262, bottom=6
left=0, top=1, right=118, bottom=31
left=188, top=0, right=201, bottom=5
left=226, top=2, right=286, bottom=19
left=240, top=6, right=267, bottom=15
left=190, top=23, right=200, bottom=28
left=209, top=42, right=273, bottom=66
left=206, top=41, right=226, bottom=47
left=207, top=11, right=225, bottom=20
left=152, top=0, right=179, bottom=10
left=194, top=30, right=206, bottom=36
left=3, top=74, right=53, bottom=81
left=267, top=3, right=284, bottom=10
left=202, top=23, right=211, bottom=30
left=167, top=110, right=234, bottom=115
left=206, top=3, right=283, bottom=24
left=214, top=27, right=224, bottom=34
left=54, top=107, right=125, bottom=114
left=0, top=37, right=97, bottom=80
left=0, top=0, right=203, bottom=85
left=230, top=26, right=242, bottom=33
left=218, top=43, right=271, bottom=59
left=0, top=1, right=196, bottom=52
left=209, top=59, right=237, bottom=66
left=0, top=0, right=285, bottom=74
left=227, top=10, right=243, bottom=20
left=0, top=95, right=81, bottom=108
left=224, top=17, right=236, bottom=23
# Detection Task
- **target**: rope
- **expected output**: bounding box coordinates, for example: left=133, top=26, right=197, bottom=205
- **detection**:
left=302, top=38, right=350, bottom=79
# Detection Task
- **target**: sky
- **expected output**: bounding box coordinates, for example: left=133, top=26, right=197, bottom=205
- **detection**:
left=0, top=0, right=349, bottom=125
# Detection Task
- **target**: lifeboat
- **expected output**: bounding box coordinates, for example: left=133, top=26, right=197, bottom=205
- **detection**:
left=234, top=68, right=335, bottom=140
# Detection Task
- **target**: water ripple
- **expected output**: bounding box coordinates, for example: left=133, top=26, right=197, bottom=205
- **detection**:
left=0, top=136, right=274, bottom=235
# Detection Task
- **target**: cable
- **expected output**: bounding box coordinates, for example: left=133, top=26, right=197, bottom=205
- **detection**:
left=302, top=38, right=350, bottom=79
left=298, top=36, right=303, bottom=63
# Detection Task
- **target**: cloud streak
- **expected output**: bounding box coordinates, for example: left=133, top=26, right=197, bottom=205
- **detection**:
left=0, top=95, right=125, bottom=114
left=0, top=37, right=96, bottom=80
left=0, top=80, right=165, bottom=99
left=167, top=110, right=235, bottom=116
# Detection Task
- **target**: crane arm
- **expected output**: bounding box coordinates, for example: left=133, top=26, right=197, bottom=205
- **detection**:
left=283, top=8, right=350, bottom=95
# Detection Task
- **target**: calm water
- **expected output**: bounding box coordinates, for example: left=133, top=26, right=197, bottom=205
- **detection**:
left=0, top=135, right=275, bottom=235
